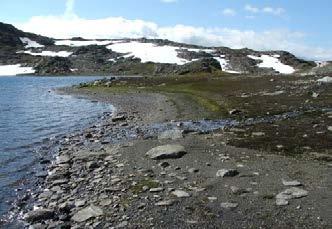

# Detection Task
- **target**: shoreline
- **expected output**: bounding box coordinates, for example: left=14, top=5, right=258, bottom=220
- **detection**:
left=9, top=83, right=331, bottom=228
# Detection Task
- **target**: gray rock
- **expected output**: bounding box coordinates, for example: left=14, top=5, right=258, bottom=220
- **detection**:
left=220, top=202, right=238, bottom=209
left=229, top=109, right=241, bottom=115
left=230, top=186, right=251, bottom=195
left=155, top=200, right=176, bottom=206
left=71, top=205, right=104, bottom=222
left=75, top=199, right=86, bottom=207
left=116, top=221, right=128, bottom=228
left=282, top=179, right=302, bottom=186
left=87, top=161, right=99, bottom=170
left=35, top=171, right=48, bottom=178
left=112, top=115, right=126, bottom=122
left=216, top=169, right=239, bottom=177
left=24, top=209, right=54, bottom=223
left=252, top=132, right=265, bottom=137
left=188, top=168, right=199, bottom=173
left=146, top=144, right=187, bottom=160
left=171, top=190, right=190, bottom=198
left=57, top=155, right=70, bottom=164
left=158, top=161, right=170, bottom=168
left=276, top=187, right=308, bottom=206
left=276, top=198, right=289, bottom=206
left=158, top=129, right=183, bottom=140
left=149, top=187, right=164, bottom=192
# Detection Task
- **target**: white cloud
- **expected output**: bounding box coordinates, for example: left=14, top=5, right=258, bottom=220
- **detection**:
left=161, top=0, right=178, bottom=3
left=222, top=8, right=236, bottom=16
left=262, top=7, right=285, bottom=15
left=245, top=4, right=259, bottom=13
left=245, top=4, right=285, bottom=16
left=13, top=1, right=332, bottom=60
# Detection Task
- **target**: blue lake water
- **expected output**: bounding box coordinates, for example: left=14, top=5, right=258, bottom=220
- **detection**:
left=0, top=76, right=113, bottom=217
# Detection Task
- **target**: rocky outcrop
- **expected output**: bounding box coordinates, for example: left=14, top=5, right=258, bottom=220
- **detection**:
left=0, top=22, right=54, bottom=48
left=34, top=57, right=72, bottom=75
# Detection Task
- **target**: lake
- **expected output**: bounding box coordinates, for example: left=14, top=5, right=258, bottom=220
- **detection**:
left=0, top=76, right=113, bottom=217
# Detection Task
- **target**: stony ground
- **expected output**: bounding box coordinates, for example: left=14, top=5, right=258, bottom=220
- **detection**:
left=9, top=74, right=332, bottom=228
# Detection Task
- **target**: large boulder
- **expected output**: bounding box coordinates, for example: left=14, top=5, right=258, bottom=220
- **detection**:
left=146, top=144, right=187, bottom=160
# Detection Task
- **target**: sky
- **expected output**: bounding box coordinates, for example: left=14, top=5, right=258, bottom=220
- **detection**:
left=0, top=0, right=331, bottom=60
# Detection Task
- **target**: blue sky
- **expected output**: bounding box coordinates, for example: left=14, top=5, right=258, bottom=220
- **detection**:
left=1, top=0, right=331, bottom=59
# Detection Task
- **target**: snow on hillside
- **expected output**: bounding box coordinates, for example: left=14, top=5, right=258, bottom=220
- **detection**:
left=317, top=76, right=332, bottom=83
left=214, top=56, right=240, bottom=74
left=107, top=42, right=190, bottom=65
left=22, top=50, right=73, bottom=57
left=0, top=64, right=35, bottom=76
left=248, top=54, right=295, bottom=74
left=315, top=61, right=329, bottom=68
left=20, top=37, right=44, bottom=48
left=55, top=40, right=114, bottom=47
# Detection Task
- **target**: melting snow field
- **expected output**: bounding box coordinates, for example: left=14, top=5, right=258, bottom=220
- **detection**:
left=248, top=55, right=295, bottom=74
left=22, top=50, right=73, bottom=57
left=0, top=64, right=35, bottom=76
left=55, top=40, right=113, bottom=47
left=107, top=42, right=190, bottom=65
left=214, top=56, right=240, bottom=74
left=317, top=76, right=332, bottom=83
left=20, top=37, right=44, bottom=48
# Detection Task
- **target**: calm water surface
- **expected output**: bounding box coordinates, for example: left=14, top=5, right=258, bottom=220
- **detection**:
left=0, top=76, right=113, bottom=216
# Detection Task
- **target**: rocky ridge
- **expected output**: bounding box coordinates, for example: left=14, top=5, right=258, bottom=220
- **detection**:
left=0, top=22, right=321, bottom=76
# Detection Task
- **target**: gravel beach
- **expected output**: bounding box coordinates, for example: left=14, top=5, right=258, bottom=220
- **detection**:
left=10, top=80, right=330, bottom=229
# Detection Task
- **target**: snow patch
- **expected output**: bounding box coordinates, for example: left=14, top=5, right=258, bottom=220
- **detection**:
left=107, top=42, right=190, bottom=65
left=22, top=50, right=73, bottom=57
left=248, top=55, right=295, bottom=74
left=0, top=64, right=35, bottom=76
left=214, top=56, right=240, bottom=74
left=187, top=48, right=215, bottom=53
left=55, top=40, right=114, bottom=47
left=315, top=61, right=329, bottom=68
left=317, top=76, right=332, bottom=83
left=20, top=37, right=44, bottom=48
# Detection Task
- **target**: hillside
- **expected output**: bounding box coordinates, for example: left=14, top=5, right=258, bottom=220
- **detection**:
left=0, top=22, right=324, bottom=76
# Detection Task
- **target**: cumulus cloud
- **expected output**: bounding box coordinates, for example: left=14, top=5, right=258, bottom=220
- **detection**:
left=222, top=8, right=236, bottom=16
left=245, top=4, right=285, bottom=16
left=14, top=0, right=332, bottom=60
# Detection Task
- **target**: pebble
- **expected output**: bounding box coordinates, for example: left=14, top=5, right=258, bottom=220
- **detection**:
left=220, top=202, right=239, bottom=209
left=208, top=197, right=218, bottom=202
left=71, top=205, right=104, bottom=222
left=171, top=190, right=190, bottom=198
left=282, top=179, right=302, bottom=187
left=158, top=161, right=170, bottom=168
left=155, top=200, right=175, bottom=206
left=188, top=168, right=199, bottom=173
left=149, top=187, right=164, bottom=193
left=216, top=169, right=239, bottom=177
